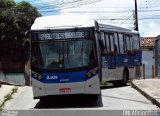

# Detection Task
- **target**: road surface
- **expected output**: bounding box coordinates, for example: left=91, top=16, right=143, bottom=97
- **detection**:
left=4, top=85, right=159, bottom=110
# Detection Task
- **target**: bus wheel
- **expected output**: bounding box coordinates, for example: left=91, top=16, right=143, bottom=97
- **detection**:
left=122, top=69, right=129, bottom=86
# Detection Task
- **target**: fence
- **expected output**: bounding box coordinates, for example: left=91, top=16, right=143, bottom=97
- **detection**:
left=0, top=66, right=25, bottom=86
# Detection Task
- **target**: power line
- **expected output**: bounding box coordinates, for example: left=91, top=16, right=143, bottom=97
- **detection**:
left=119, top=14, right=133, bottom=26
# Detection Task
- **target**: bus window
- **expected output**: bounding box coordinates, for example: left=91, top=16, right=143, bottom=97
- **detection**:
left=64, top=40, right=95, bottom=68
left=40, top=42, right=63, bottom=68
left=99, top=39, right=105, bottom=52
left=130, top=36, right=133, bottom=51
left=118, top=33, right=124, bottom=53
left=101, top=32, right=105, bottom=45
left=133, top=34, right=140, bottom=49
left=114, top=33, right=119, bottom=53
left=109, top=34, right=114, bottom=52
left=126, top=35, right=131, bottom=51
left=100, top=32, right=106, bottom=53
left=104, top=33, right=110, bottom=53
left=32, top=43, right=42, bottom=66
left=123, top=35, right=127, bottom=52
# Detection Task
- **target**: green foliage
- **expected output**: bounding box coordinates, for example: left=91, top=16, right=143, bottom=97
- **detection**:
left=11, top=87, right=18, bottom=94
left=15, top=1, right=41, bottom=33
left=100, top=82, right=113, bottom=86
left=0, top=1, right=41, bottom=63
left=4, top=93, right=13, bottom=101
left=0, top=1, right=41, bottom=40
left=0, top=0, right=15, bottom=7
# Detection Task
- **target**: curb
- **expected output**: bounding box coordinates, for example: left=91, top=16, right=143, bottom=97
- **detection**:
left=0, top=81, right=22, bottom=86
left=131, top=81, right=160, bottom=108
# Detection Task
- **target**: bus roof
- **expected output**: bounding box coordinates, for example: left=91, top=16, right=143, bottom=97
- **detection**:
left=31, top=15, right=96, bottom=30
left=31, top=15, right=139, bottom=35
left=99, top=23, right=137, bottom=34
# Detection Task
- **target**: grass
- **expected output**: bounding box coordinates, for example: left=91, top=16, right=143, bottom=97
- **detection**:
left=11, top=87, right=18, bottom=94
left=4, top=93, right=13, bottom=101
left=0, top=87, right=18, bottom=111
left=100, top=81, right=113, bottom=86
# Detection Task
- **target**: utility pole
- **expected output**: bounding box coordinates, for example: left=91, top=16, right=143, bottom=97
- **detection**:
left=134, top=0, right=139, bottom=31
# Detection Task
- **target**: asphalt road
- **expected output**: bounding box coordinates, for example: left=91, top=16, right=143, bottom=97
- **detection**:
left=4, top=85, right=159, bottom=110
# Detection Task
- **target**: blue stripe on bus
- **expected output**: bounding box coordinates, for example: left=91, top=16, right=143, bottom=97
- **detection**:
left=40, top=71, right=89, bottom=83
left=104, top=51, right=142, bottom=68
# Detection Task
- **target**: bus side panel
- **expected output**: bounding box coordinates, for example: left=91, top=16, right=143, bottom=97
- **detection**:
left=116, top=54, right=124, bottom=67
left=84, top=75, right=100, bottom=94
left=32, top=78, right=47, bottom=98
left=134, top=50, right=142, bottom=66
left=107, top=67, right=123, bottom=81
left=107, top=67, right=136, bottom=81
left=129, top=67, right=136, bottom=79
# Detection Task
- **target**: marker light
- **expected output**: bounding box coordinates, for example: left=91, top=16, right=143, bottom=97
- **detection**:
left=86, top=68, right=98, bottom=78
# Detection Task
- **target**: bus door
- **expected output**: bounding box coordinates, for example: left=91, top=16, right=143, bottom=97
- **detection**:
left=105, top=33, right=116, bottom=69
left=99, top=32, right=108, bottom=81
left=99, top=32, right=119, bottom=81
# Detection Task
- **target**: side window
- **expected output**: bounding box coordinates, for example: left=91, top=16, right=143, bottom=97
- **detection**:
left=100, top=32, right=106, bottom=53
left=118, top=33, right=124, bottom=53
left=133, top=34, right=140, bottom=49
left=125, top=35, right=133, bottom=51
left=104, top=33, right=110, bottom=53
left=101, top=32, right=105, bottom=45
left=130, top=36, right=133, bottom=51
left=126, top=35, right=131, bottom=51
left=32, top=43, right=42, bottom=65
left=109, top=34, right=114, bottom=52
left=123, top=35, right=127, bottom=52
left=105, top=33, right=114, bottom=53
left=114, top=33, right=119, bottom=53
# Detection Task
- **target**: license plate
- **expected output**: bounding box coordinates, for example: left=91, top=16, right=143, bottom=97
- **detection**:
left=59, top=88, right=71, bottom=93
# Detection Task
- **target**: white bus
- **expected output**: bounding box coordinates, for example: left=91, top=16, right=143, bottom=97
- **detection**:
left=26, top=15, right=141, bottom=102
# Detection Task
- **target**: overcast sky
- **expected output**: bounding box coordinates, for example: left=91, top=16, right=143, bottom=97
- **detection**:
left=15, top=0, right=160, bottom=37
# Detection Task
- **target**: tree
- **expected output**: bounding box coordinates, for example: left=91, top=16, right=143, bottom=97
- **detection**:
left=0, top=1, right=41, bottom=85
left=0, top=0, right=15, bottom=9
left=0, top=1, right=41, bottom=41
left=0, top=0, right=16, bottom=40
left=15, top=1, right=41, bottom=35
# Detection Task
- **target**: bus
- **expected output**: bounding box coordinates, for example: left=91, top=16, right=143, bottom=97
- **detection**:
left=99, top=24, right=142, bottom=85
left=26, top=15, right=141, bottom=101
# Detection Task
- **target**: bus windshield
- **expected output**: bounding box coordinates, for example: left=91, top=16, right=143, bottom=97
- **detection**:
left=33, top=39, right=96, bottom=69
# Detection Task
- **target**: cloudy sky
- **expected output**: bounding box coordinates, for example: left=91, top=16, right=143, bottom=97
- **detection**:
left=15, top=0, right=160, bottom=37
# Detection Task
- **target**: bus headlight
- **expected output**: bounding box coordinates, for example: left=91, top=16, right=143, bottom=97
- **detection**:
left=32, top=71, right=42, bottom=80
left=86, top=72, right=92, bottom=78
left=86, top=68, right=98, bottom=78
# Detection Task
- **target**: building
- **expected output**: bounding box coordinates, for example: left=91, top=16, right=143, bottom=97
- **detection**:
left=141, top=37, right=155, bottom=50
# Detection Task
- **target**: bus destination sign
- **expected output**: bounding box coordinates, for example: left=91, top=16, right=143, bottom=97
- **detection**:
left=38, top=31, right=88, bottom=40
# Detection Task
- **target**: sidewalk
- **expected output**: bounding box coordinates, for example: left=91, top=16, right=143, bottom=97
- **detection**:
left=131, top=78, right=160, bottom=108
